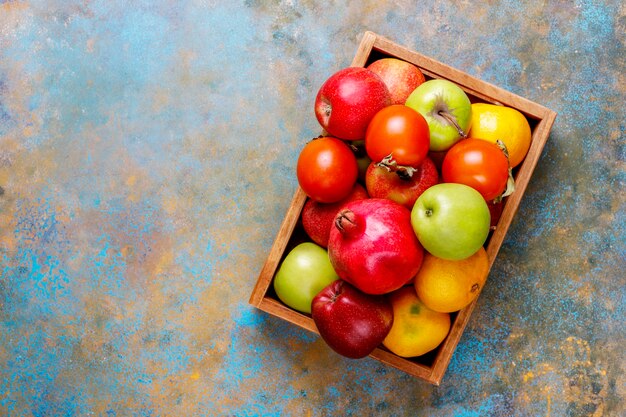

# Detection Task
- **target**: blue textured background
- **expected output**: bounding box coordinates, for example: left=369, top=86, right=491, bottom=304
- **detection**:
left=1, top=1, right=624, bottom=416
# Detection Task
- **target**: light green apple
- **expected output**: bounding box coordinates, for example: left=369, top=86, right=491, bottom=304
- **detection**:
left=405, top=79, right=472, bottom=152
left=273, top=242, right=339, bottom=314
left=411, top=183, right=490, bottom=260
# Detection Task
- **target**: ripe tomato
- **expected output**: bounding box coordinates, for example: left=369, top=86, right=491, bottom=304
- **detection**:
left=365, top=104, right=430, bottom=168
left=442, top=138, right=510, bottom=201
left=296, top=136, right=358, bottom=203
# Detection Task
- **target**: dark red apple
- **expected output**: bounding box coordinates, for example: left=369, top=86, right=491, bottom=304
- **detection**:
left=328, top=198, right=424, bottom=295
left=364, top=156, right=439, bottom=210
left=311, top=279, right=393, bottom=359
left=314, top=67, right=391, bottom=141
left=301, top=183, right=369, bottom=248
left=488, top=199, right=505, bottom=230
left=366, top=57, right=426, bottom=105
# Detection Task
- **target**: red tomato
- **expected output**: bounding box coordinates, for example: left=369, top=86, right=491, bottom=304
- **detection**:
left=442, top=138, right=510, bottom=201
left=296, top=136, right=358, bottom=203
left=365, top=105, right=430, bottom=168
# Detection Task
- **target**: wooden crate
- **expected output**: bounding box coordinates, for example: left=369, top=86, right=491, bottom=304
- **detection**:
left=249, top=31, right=557, bottom=385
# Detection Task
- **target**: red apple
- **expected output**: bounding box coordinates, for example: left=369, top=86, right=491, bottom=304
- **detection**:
left=488, top=199, right=505, bottom=230
left=367, top=58, right=426, bottom=105
left=365, top=157, right=439, bottom=210
left=314, top=67, right=391, bottom=141
left=301, top=183, right=369, bottom=248
left=311, top=280, right=393, bottom=359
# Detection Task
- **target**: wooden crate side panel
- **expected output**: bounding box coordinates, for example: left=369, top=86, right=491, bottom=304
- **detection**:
left=366, top=32, right=551, bottom=120
left=350, top=31, right=377, bottom=67
left=259, top=295, right=441, bottom=377
left=429, top=298, right=480, bottom=384
left=249, top=187, right=308, bottom=306
left=369, top=348, right=436, bottom=383
left=257, top=298, right=318, bottom=333
left=485, top=110, right=557, bottom=264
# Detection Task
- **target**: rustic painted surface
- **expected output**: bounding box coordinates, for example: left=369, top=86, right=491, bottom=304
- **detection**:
left=0, top=1, right=624, bottom=416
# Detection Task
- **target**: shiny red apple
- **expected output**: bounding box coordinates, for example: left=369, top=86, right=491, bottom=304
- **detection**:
left=366, top=57, right=426, bottom=105
left=311, top=279, right=393, bottom=359
left=365, top=156, right=439, bottom=210
left=314, top=67, right=391, bottom=141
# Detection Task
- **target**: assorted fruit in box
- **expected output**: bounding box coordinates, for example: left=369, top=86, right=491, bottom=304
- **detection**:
left=274, top=57, right=532, bottom=360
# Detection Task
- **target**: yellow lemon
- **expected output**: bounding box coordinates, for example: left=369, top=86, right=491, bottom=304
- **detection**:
left=414, top=247, right=489, bottom=313
left=382, top=286, right=451, bottom=358
left=469, top=103, right=532, bottom=168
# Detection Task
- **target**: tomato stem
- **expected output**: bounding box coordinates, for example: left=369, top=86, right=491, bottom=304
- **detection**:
left=496, top=139, right=510, bottom=160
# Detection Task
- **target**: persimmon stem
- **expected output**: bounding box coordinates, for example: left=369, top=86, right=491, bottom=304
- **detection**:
left=494, top=140, right=515, bottom=201
left=376, top=154, right=417, bottom=179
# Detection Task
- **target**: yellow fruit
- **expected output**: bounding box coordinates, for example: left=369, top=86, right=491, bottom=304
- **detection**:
left=414, top=247, right=489, bottom=313
left=382, top=286, right=451, bottom=358
left=469, top=103, right=532, bottom=168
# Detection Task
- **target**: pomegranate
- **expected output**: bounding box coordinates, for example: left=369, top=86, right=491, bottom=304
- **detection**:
left=328, top=198, right=424, bottom=295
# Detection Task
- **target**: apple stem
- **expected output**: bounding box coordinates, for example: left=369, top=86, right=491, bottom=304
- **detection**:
left=330, top=280, right=344, bottom=302
left=376, top=154, right=417, bottom=179
left=437, top=110, right=467, bottom=138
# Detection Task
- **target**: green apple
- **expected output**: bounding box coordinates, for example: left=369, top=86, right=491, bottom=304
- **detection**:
left=405, top=79, right=472, bottom=152
left=273, top=242, right=339, bottom=314
left=411, top=183, right=490, bottom=260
